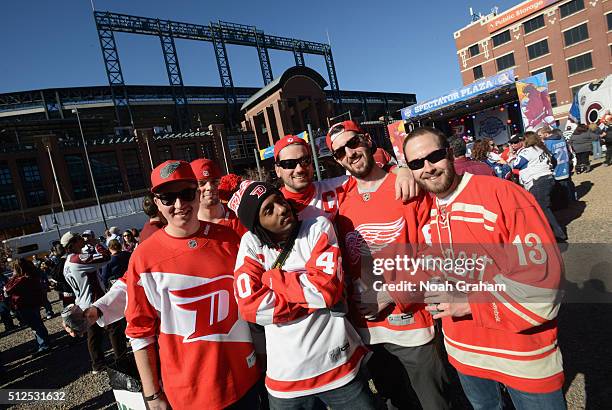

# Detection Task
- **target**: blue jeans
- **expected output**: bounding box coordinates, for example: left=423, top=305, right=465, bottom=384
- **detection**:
left=592, top=140, right=602, bottom=159
left=267, top=371, right=375, bottom=410
left=19, top=307, right=50, bottom=350
left=458, top=372, right=565, bottom=410
left=529, top=175, right=566, bottom=240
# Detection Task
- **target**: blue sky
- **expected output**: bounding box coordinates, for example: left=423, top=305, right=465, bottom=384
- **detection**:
left=0, top=0, right=518, bottom=101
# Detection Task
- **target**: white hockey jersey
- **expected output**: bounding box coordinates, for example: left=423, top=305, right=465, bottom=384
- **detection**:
left=234, top=216, right=367, bottom=398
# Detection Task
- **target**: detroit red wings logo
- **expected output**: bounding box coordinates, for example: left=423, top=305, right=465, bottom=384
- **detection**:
left=137, top=272, right=252, bottom=344
left=345, top=217, right=405, bottom=264
left=168, top=275, right=238, bottom=339
left=250, top=185, right=267, bottom=198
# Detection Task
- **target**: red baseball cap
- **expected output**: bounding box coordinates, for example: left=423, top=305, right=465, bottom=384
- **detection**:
left=326, top=120, right=365, bottom=151
left=190, top=158, right=222, bottom=180
left=273, top=135, right=309, bottom=161
left=150, top=160, right=197, bottom=193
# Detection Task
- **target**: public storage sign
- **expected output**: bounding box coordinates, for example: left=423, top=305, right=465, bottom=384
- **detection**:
left=401, top=69, right=515, bottom=120
left=486, top=0, right=559, bottom=33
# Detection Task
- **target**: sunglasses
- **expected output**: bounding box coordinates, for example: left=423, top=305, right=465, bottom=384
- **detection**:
left=332, top=134, right=365, bottom=160
left=406, top=148, right=449, bottom=170
left=156, top=188, right=197, bottom=206
left=276, top=156, right=312, bottom=170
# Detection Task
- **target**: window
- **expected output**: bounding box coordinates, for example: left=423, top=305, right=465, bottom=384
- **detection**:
left=531, top=66, right=554, bottom=81
left=492, top=30, right=511, bottom=47
left=228, top=135, right=257, bottom=160
left=18, top=159, right=46, bottom=207
left=0, top=193, right=19, bottom=212
left=564, top=23, right=589, bottom=46
left=608, top=13, right=612, bottom=30
left=0, top=165, right=13, bottom=186
left=473, top=65, right=484, bottom=80
left=527, top=39, right=549, bottom=60
left=89, top=152, right=124, bottom=196
left=175, top=144, right=197, bottom=162
left=496, top=53, right=515, bottom=71
left=122, top=149, right=146, bottom=190
left=65, top=155, right=91, bottom=200
left=200, top=143, right=215, bottom=160
left=468, top=44, right=480, bottom=57
left=571, top=84, right=586, bottom=97
left=567, top=52, right=593, bottom=74
left=523, top=15, right=545, bottom=34
left=549, top=92, right=558, bottom=108
left=560, top=0, right=584, bottom=18
left=0, top=162, right=18, bottom=211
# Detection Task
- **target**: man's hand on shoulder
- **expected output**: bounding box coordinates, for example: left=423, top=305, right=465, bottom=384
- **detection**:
left=393, top=167, right=419, bottom=202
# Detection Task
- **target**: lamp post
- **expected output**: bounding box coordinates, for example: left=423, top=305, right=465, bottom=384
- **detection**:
left=41, top=136, right=65, bottom=212
left=72, top=108, right=108, bottom=230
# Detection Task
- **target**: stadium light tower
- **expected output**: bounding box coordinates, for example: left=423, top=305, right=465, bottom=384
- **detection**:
left=72, top=108, right=108, bottom=230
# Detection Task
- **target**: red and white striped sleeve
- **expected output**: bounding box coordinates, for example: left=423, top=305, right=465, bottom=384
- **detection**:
left=470, top=186, right=562, bottom=333
left=261, top=217, right=343, bottom=309
left=234, top=235, right=310, bottom=326
left=124, top=259, right=158, bottom=350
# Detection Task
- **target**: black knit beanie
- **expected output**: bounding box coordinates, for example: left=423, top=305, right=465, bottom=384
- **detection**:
left=236, top=182, right=280, bottom=233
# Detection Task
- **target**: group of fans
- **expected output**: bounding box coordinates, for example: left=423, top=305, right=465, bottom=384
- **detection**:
left=46, top=120, right=567, bottom=410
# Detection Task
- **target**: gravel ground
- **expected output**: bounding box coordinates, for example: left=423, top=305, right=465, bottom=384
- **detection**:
left=1, top=159, right=611, bottom=409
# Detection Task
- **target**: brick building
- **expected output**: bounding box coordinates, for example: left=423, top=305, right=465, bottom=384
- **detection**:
left=454, top=0, right=612, bottom=121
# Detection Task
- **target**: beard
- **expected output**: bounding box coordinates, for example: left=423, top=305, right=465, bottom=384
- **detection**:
left=345, top=150, right=374, bottom=178
left=416, top=162, right=456, bottom=195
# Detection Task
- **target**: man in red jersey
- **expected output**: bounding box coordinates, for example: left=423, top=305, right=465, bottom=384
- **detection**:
left=273, top=134, right=417, bottom=222
left=327, top=121, right=450, bottom=410
left=191, top=158, right=246, bottom=234
left=124, top=160, right=260, bottom=410
left=64, top=160, right=247, bottom=341
left=403, top=127, right=565, bottom=409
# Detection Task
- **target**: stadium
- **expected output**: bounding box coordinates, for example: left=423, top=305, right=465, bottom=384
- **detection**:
left=0, top=9, right=416, bottom=241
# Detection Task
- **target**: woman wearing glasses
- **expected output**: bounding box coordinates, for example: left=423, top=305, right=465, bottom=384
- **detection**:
left=122, top=230, right=138, bottom=253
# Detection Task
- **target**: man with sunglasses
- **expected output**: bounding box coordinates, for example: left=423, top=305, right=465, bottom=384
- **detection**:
left=327, top=121, right=450, bottom=410
left=402, top=127, right=565, bottom=409
left=274, top=134, right=417, bottom=222
left=123, top=160, right=260, bottom=410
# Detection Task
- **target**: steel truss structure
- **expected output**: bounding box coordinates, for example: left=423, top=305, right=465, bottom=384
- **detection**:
left=93, top=10, right=341, bottom=130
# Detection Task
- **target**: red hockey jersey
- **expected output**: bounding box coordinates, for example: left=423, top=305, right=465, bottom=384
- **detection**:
left=336, top=173, right=434, bottom=347
left=234, top=217, right=367, bottom=399
left=281, top=176, right=353, bottom=221
left=124, top=222, right=259, bottom=409
left=424, top=173, right=564, bottom=393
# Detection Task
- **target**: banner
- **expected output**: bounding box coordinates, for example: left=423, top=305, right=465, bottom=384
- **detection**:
left=487, top=0, right=559, bottom=33
left=387, top=121, right=408, bottom=167
left=401, top=70, right=515, bottom=120
left=259, top=131, right=308, bottom=160
left=474, top=109, right=510, bottom=145
left=516, top=73, right=555, bottom=132
left=449, top=119, right=466, bottom=138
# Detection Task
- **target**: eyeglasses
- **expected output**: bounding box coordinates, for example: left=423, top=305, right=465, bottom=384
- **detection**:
left=276, top=156, right=312, bottom=170
left=406, top=148, right=449, bottom=170
left=156, top=188, right=197, bottom=206
left=332, top=134, right=365, bottom=160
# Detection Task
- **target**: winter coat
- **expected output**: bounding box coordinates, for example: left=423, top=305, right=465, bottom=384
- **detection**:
left=5, top=274, right=45, bottom=310
left=570, top=131, right=596, bottom=154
